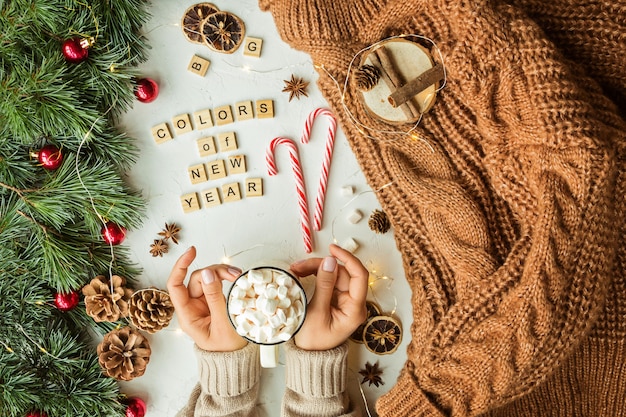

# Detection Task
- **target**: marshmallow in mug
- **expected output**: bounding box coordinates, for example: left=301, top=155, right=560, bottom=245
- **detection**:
left=228, top=268, right=305, bottom=344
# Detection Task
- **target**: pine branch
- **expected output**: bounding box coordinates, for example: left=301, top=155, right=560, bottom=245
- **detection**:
left=1, top=1, right=151, bottom=415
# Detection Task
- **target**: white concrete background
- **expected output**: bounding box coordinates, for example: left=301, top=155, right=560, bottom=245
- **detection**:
left=117, top=1, right=412, bottom=415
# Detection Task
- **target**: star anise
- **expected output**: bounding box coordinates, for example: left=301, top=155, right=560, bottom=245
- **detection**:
left=149, top=239, right=169, bottom=257
left=282, top=75, right=309, bottom=101
left=158, top=223, right=181, bottom=244
left=359, top=361, right=384, bottom=387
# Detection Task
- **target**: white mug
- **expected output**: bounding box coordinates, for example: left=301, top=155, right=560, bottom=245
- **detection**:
left=226, top=266, right=307, bottom=367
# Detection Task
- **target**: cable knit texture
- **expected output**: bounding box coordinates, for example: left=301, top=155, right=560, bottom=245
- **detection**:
left=259, top=0, right=626, bottom=416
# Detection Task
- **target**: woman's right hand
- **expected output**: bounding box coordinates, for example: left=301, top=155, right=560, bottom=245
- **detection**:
left=167, top=246, right=247, bottom=352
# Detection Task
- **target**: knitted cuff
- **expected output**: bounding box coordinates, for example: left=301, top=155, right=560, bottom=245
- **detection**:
left=376, top=369, right=446, bottom=417
left=195, top=343, right=260, bottom=397
left=284, top=340, right=348, bottom=398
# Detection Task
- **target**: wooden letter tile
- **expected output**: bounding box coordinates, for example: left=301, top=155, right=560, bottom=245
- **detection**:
left=214, top=105, right=234, bottom=126
left=180, top=192, right=200, bottom=213
left=193, top=109, right=213, bottom=130
left=197, top=136, right=217, bottom=157
left=255, top=99, right=274, bottom=119
left=222, top=182, right=242, bottom=203
left=227, top=155, right=246, bottom=175
left=235, top=100, right=254, bottom=121
left=188, top=54, right=211, bottom=77
left=188, top=163, right=208, bottom=184
left=206, top=159, right=227, bottom=180
left=172, top=113, right=193, bottom=136
left=218, top=131, right=238, bottom=152
left=245, top=178, right=263, bottom=197
left=202, top=187, right=222, bottom=208
left=151, top=122, right=173, bottom=144
left=243, top=37, right=263, bottom=58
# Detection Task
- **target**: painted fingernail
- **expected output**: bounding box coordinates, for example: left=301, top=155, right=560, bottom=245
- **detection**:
left=291, top=259, right=306, bottom=267
left=202, top=269, right=215, bottom=284
left=228, top=266, right=242, bottom=277
left=322, top=256, right=337, bottom=272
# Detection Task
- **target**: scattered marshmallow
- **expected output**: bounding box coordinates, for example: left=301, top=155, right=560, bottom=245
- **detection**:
left=341, top=237, right=359, bottom=253
left=347, top=209, right=363, bottom=224
left=341, top=185, right=355, bottom=196
left=228, top=268, right=306, bottom=344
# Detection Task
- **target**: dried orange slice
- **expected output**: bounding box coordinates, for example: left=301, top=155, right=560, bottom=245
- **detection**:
left=349, top=301, right=381, bottom=343
left=181, top=3, right=220, bottom=44
left=201, top=11, right=245, bottom=54
left=363, top=315, right=402, bottom=354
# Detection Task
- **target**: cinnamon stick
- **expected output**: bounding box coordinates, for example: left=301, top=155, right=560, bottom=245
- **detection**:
left=370, top=46, right=420, bottom=120
left=388, top=63, right=444, bottom=108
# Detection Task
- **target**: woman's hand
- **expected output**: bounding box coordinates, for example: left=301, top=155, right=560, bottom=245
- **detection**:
left=166, top=246, right=247, bottom=352
left=290, top=244, right=369, bottom=350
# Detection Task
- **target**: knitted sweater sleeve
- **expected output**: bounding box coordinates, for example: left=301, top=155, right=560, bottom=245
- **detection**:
left=176, top=344, right=260, bottom=417
left=282, top=341, right=361, bottom=417
left=259, top=0, right=619, bottom=416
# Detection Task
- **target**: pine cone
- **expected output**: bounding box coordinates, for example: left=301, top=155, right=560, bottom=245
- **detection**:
left=82, top=275, right=132, bottom=322
left=354, top=64, right=381, bottom=91
left=368, top=209, right=391, bottom=234
left=129, top=288, right=175, bottom=334
left=97, top=326, right=151, bottom=381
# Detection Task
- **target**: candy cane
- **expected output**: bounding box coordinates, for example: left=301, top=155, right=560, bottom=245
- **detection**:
left=300, top=108, right=337, bottom=231
left=266, top=137, right=313, bottom=253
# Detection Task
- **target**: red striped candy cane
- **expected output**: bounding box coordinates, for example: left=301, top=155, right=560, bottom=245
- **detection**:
left=300, top=108, right=337, bottom=231
left=266, top=137, right=313, bottom=253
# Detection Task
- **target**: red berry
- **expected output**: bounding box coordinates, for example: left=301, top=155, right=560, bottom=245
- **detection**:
left=62, top=37, right=90, bottom=63
left=123, top=397, right=147, bottom=417
left=37, top=144, right=63, bottom=170
left=134, top=78, right=159, bottom=103
left=54, top=291, right=80, bottom=312
left=102, top=222, right=126, bottom=245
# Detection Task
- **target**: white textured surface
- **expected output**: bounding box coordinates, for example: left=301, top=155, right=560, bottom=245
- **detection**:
left=117, top=1, right=412, bottom=415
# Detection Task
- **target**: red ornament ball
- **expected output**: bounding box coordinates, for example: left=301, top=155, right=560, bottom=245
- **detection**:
left=134, top=78, right=159, bottom=103
left=62, top=37, right=90, bottom=63
left=37, top=144, right=63, bottom=170
left=54, top=291, right=80, bottom=312
left=123, top=397, right=147, bottom=417
left=26, top=412, right=47, bottom=417
left=102, top=222, right=127, bottom=245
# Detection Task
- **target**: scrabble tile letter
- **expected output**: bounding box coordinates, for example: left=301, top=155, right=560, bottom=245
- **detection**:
left=188, top=55, right=210, bottom=77
left=245, top=178, right=263, bottom=197
left=227, top=155, right=247, bottom=175
left=243, top=37, right=263, bottom=58
left=222, top=182, right=242, bottom=203
left=180, top=192, right=200, bottom=213
left=151, top=122, right=173, bottom=144
left=206, top=159, right=227, bottom=180
left=218, top=131, right=238, bottom=152
left=256, top=99, right=274, bottom=119
left=188, top=163, right=208, bottom=184
left=197, top=136, right=217, bottom=157
left=235, top=101, right=254, bottom=122
left=202, top=187, right=222, bottom=208
left=172, top=113, right=193, bottom=135
left=193, top=109, right=213, bottom=130
left=214, top=105, right=234, bottom=126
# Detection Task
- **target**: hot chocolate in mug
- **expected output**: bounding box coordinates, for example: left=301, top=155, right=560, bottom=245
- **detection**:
left=226, top=266, right=307, bottom=367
